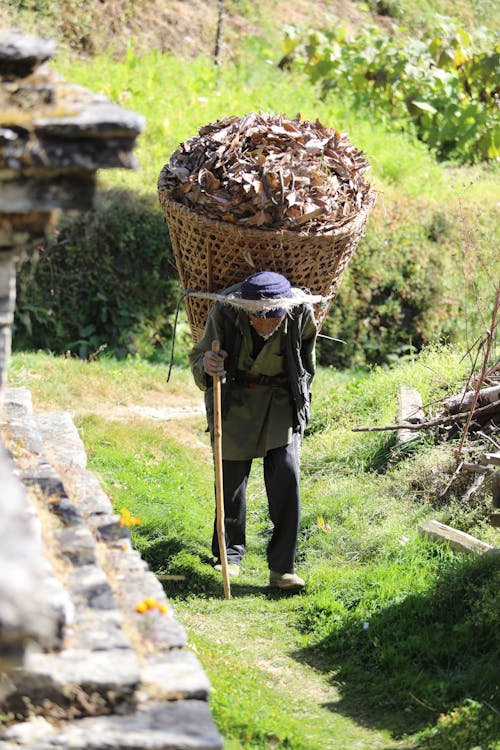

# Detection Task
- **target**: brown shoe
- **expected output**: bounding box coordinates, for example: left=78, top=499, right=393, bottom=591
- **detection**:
left=214, top=562, right=240, bottom=578
left=269, top=571, right=305, bottom=589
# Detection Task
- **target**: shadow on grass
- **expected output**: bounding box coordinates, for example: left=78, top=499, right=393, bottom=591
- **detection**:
left=292, top=554, right=500, bottom=742
left=140, top=530, right=310, bottom=600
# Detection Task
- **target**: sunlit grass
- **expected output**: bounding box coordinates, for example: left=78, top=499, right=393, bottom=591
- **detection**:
left=52, top=45, right=498, bottom=220
left=8, top=346, right=500, bottom=748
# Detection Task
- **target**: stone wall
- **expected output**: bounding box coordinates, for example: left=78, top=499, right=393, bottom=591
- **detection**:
left=0, top=32, right=222, bottom=750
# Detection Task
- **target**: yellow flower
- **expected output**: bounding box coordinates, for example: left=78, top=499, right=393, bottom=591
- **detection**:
left=159, top=604, right=168, bottom=615
left=119, top=508, right=142, bottom=527
left=135, top=601, right=148, bottom=614
left=144, top=596, right=158, bottom=610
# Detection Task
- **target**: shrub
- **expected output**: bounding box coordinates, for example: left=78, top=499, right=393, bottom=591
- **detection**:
left=14, top=190, right=179, bottom=359
left=283, top=20, right=500, bottom=163
left=317, top=220, right=455, bottom=368
left=416, top=699, right=500, bottom=750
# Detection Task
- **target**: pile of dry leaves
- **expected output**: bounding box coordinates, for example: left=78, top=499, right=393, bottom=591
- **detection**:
left=158, top=112, right=372, bottom=233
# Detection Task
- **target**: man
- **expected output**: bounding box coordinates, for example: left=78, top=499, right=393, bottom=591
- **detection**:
left=189, top=271, right=317, bottom=589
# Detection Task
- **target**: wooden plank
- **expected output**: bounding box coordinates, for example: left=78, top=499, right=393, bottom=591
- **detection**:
left=396, top=386, right=424, bottom=444
left=419, top=519, right=496, bottom=555
left=485, top=452, right=500, bottom=466
left=443, top=384, right=500, bottom=414
left=462, top=462, right=495, bottom=474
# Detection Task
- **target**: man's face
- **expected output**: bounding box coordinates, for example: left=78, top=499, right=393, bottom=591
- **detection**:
left=249, top=314, right=286, bottom=338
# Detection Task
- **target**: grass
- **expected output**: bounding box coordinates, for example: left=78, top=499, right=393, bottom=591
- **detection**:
left=48, top=40, right=499, bottom=212
left=7, top=347, right=500, bottom=749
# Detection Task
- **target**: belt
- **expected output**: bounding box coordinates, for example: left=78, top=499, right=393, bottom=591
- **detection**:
left=235, top=370, right=289, bottom=388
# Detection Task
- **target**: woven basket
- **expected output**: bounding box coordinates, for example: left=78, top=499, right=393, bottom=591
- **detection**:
left=159, top=184, right=376, bottom=342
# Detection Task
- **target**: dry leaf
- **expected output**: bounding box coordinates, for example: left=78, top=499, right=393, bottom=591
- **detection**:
left=159, top=112, right=372, bottom=233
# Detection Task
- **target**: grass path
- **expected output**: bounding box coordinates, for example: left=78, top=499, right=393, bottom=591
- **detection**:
left=170, top=584, right=412, bottom=750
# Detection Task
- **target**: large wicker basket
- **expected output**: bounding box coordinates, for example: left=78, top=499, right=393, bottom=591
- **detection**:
left=159, top=183, right=376, bottom=342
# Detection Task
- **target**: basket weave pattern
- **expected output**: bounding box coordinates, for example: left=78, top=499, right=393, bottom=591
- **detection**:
left=159, top=188, right=376, bottom=341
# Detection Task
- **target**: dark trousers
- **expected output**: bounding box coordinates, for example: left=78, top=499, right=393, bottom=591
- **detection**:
left=212, top=435, right=301, bottom=573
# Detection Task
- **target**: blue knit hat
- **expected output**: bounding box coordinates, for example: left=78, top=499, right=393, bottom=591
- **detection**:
left=240, top=271, right=292, bottom=318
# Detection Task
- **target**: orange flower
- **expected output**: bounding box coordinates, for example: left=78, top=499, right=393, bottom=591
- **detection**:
left=119, top=508, right=142, bottom=527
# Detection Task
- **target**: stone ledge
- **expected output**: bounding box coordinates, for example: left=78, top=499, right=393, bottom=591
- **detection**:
left=0, top=445, right=63, bottom=670
left=1, top=699, right=223, bottom=749
left=0, top=388, right=222, bottom=748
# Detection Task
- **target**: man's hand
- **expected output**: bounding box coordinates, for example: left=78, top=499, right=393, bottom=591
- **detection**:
left=203, top=349, right=228, bottom=378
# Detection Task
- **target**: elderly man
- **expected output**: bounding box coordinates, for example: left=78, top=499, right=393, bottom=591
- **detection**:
left=189, top=271, right=317, bottom=589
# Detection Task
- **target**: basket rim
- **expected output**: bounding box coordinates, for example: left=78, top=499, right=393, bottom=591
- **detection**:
left=158, top=187, right=376, bottom=242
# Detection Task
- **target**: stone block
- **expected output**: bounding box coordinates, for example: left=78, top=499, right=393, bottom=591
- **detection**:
left=36, top=411, right=87, bottom=469
left=4, top=647, right=140, bottom=713
left=0, top=32, right=55, bottom=78
left=1, top=700, right=224, bottom=749
left=2, top=386, right=42, bottom=456
left=0, top=447, right=61, bottom=670
left=69, top=608, right=130, bottom=652
left=56, top=468, right=115, bottom=516
left=141, top=650, right=211, bottom=701
left=67, top=564, right=117, bottom=610
left=58, top=525, right=97, bottom=566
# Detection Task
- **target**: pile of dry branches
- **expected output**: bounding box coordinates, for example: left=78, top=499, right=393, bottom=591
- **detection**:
left=158, top=112, right=372, bottom=232
left=354, top=287, right=500, bottom=447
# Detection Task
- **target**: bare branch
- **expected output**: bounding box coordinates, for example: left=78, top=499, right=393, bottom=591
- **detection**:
left=352, top=398, right=500, bottom=433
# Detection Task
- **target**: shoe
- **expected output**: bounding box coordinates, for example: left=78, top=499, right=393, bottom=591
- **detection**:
left=214, top=562, right=240, bottom=578
left=269, top=570, right=305, bottom=589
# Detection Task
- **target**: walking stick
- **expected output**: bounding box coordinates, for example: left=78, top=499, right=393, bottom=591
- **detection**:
left=212, top=340, right=231, bottom=600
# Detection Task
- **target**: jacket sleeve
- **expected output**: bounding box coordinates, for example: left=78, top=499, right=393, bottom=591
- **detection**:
left=188, top=303, right=225, bottom=392
left=300, top=306, right=318, bottom=379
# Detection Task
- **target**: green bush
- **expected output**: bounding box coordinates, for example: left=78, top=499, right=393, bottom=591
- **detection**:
left=12, top=194, right=461, bottom=368
left=416, top=699, right=500, bottom=750
left=317, top=220, right=455, bottom=368
left=283, top=20, right=500, bottom=163
left=14, top=190, right=179, bottom=359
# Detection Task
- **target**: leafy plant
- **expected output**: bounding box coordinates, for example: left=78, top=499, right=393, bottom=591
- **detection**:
left=283, top=19, right=500, bottom=163
left=415, top=699, right=500, bottom=749
left=318, top=221, right=456, bottom=368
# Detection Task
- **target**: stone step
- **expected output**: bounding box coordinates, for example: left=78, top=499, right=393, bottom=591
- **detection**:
left=0, top=388, right=222, bottom=750
left=1, top=700, right=222, bottom=749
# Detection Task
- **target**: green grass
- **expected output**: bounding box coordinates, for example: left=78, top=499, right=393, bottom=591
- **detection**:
left=7, top=348, right=500, bottom=749
left=50, top=45, right=472, bottom=204
left=45, top=44, right=497, bottom=365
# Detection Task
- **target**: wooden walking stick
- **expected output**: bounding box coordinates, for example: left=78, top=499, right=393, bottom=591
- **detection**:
left=212, top=340, right=231, bottom=600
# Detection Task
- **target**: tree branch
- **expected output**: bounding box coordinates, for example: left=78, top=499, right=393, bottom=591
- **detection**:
left=352, top=398, right=500, bottom=433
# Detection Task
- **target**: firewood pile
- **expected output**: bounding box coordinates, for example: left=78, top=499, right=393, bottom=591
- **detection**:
left=158, top=112, right=372, bottom=232
left=439, top=362, right=500, bottom=442
left=353, top=360, right=500, bottom=442
left=354, top=359, right=500, bottom=510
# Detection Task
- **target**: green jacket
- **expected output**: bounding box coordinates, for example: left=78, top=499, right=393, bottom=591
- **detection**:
left=189, top=288, right=318, bottom=438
